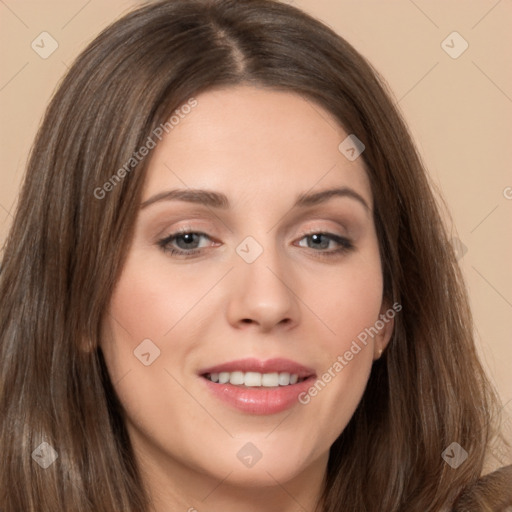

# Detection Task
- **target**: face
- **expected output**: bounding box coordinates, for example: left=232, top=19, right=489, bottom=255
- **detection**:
left=100, top=85, right=393, bottom=496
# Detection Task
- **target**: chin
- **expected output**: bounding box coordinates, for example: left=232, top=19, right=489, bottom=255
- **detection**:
left=183, top=434, right=324, bottom=487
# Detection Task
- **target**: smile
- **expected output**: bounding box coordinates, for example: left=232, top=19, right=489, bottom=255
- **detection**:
left=199, top=358, right=317, bottom=414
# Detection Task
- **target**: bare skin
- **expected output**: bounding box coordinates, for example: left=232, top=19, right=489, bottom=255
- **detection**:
left=100, top=85, right=394, bottom=512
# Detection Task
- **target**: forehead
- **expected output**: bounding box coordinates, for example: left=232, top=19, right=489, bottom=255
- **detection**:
left=142, top=85, right=372, bottom=210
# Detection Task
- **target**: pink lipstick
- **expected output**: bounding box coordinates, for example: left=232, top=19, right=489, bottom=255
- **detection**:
left=198, top=358, right=316, bottom=415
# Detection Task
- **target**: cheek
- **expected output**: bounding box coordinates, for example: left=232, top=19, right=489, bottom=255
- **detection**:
left=308, top=247, right=384, bottom=349
left=98, top=248, right=205, bottom=392
left=99, top=251, right=206, bottom=462
left=104, top=246, right=215, bottom=355
left=297, top=248, right=383, bottom=441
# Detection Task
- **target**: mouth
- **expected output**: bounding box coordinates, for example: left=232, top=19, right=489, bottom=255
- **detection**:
left=198, top=358, right=316, bottom=415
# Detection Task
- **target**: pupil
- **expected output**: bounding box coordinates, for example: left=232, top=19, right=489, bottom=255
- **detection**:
left=176, top=233, right=198, bottom=249
left=311, top=234, right=328, bottom=249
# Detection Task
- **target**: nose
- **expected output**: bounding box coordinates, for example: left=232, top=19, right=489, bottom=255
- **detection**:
left=225, top=241, right=300, bottom=333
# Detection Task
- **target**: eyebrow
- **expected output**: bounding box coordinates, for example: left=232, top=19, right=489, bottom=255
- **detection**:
left=140, top=186, right=370, bottom=211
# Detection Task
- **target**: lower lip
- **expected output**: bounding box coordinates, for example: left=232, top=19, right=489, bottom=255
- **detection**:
left=201, top=376, right=316, bottom=415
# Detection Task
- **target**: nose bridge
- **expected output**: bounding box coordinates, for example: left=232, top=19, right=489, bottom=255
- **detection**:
left=228, top=232, right=299, bottom=330
left=240, top=238, right=285, bottom=291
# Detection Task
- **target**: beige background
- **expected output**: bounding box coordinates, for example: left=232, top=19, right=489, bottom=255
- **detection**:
left=1, top=0, right=511, bottom=429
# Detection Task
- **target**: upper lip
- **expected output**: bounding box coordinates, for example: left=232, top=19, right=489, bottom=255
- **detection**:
left=199, top=358, right=316, bottom=379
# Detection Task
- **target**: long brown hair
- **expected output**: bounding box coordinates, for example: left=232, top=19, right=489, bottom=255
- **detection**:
left=0, top=1, right=510, bottom=510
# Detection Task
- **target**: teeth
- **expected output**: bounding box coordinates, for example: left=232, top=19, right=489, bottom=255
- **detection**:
left=261, top=372, right=279, bottom=387
left=278, top=372, right=290, bottom=386
left=229, top=371, right=244, bottom=385
left=205, top=371, right=303, bottom=387
left=218, top=372, right=230, bottom=384
left=244, top=372, right=262, bottom=386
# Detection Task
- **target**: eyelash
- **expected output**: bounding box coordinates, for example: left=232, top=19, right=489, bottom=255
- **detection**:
left=157, top=228, right=354, bottom=259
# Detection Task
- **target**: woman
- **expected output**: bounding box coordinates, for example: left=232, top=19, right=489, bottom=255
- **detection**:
left=0, top=0, right=510, bottom=510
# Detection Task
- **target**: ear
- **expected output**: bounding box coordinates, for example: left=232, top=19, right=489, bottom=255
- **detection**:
left=373, top=300, right=398, bottom=360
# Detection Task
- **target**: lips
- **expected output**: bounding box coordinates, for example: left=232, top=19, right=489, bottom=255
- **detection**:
left=198, top=358, right=317, bottom=415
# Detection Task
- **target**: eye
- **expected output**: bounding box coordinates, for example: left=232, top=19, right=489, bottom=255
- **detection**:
left=296, top=232, right=354, bottom=256
left=157, top=229, right=354, bottom=259
left=158, top=230, right=215, bottom=257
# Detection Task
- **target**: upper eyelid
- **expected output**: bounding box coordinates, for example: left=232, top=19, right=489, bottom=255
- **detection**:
left=163, top=215, right=354, bottom=235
